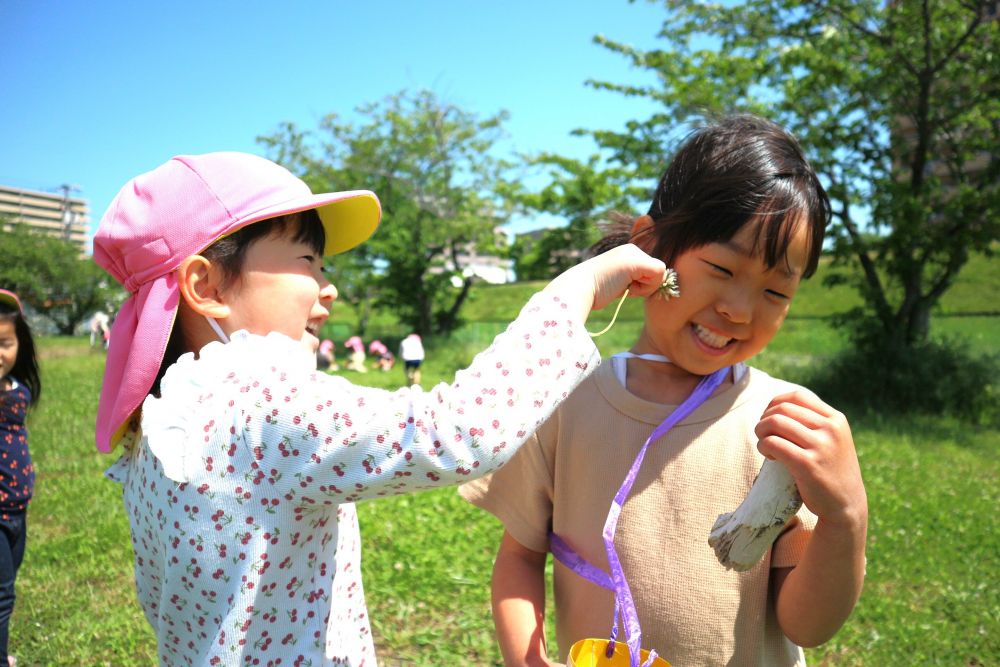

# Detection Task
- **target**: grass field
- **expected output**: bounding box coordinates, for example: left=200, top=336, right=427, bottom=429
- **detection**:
left=9, top=256, right=1000, bottom=665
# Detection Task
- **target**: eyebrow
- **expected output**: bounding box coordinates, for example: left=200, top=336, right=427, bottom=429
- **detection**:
left=721, top=239, right=801, bottom=280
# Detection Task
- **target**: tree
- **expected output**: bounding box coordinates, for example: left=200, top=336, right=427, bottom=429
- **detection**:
left=509, top=154, right=639, bottom=280
left=586, top=0, right=999, bottom=348
left=0, top=222, right=121, bottom=334
left=258, top=90, right=516, bottom=337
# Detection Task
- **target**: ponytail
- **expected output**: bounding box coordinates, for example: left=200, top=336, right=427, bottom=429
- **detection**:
left=587, top=212, right=638, bottom=259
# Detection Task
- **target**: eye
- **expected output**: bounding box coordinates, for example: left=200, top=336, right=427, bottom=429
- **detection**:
left=300, top=254, right=321, bottom=269
left=704, top=261, right=733, bottom=277
left=766, top=289, right=791, bottom=300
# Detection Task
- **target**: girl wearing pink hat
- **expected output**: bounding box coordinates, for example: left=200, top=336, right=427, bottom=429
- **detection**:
left=316, top=339, right=336, bottom=371
left=0, top=289, right=40, bottom=667
left=92, top=152, right=670, bottom=666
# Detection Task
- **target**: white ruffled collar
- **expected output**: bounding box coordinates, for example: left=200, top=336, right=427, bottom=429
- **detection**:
left=141, top=330, right=317, bottom=482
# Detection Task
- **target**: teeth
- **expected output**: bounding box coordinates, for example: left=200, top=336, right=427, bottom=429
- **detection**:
left=694, top=324, right=731, bottom=349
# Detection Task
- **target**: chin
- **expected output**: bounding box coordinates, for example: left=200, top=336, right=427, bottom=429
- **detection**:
left=678, top=349, right=734, bottom=376
left=302, top=336, right=319, bottom=353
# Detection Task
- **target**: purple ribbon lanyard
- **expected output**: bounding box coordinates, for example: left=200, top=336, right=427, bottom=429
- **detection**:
left=550, top=366, right=729, bottom=667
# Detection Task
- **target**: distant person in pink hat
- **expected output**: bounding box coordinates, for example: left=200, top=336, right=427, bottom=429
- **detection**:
left=369, top=339, right=393, bottom=372
left=0, top=289, right=40, bottom=667
left=316, top=338, right=336, bottom=371
left=343, top=335, right=367, bottom=373
left=92, top=151, right=669, bottom=666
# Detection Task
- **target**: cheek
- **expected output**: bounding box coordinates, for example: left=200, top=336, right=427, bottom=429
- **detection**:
left=644, top=297, right=688, bottom=335
left=291, top=284, right=320, bottom=312
left=281, top=279, right=321, bottom=319
left=754, top=304, right=789, bottom=338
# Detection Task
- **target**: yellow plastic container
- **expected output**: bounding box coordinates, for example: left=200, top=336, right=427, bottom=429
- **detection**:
left=567, top=638, right=671, bottom=667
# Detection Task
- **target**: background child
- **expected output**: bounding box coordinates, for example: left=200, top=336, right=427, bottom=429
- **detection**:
left=368, top=340, right=394, bottom=372
left=399, top=333, right=425, bottom=386
left=0, top=289, right=40, bottom=667
left=89, top=310, right=111, bottom=350
left=316, top=338, right=336, bottom=371
left=344, top=335, right=368, bottom=373
left=461, top=115, right=868, bottom=666
left=92, top=152, right=668, bottom=666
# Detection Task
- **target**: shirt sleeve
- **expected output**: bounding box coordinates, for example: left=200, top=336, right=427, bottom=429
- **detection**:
left=222, top=292, right=599, bottom=505
left=458, top=424, right=556, bottom=554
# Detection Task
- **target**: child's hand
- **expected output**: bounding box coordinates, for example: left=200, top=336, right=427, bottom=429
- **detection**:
left=758, top=390, right=869, bottom=646
left=754, top=390, right=868, bottom=530
left=546, top=244, right=668, bottom=318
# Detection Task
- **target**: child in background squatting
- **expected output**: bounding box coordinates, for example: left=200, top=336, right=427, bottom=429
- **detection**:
left=92, top=152, right=670, bottom=666
left=0, top=289, right=41, bottom=667
left=461, top=115, right=868, bottom=666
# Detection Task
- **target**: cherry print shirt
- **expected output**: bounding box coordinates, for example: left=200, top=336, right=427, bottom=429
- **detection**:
left=0, top=379, right=34, bottom=516
left=106, top=292, right=599, bottom=666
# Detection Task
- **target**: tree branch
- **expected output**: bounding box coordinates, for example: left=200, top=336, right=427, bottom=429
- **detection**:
left=817, top=0, right=921, bottom=78
left=827, top=170, right=892, bottom=318
left=931, top=6, right=985, bottom=74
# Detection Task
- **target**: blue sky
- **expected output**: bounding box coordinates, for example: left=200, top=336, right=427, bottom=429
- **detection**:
left=1, top=1, right=668, bottom=248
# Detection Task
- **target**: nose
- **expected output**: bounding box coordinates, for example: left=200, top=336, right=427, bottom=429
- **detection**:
left=320, top=280, right=338, bottom=303
left=716, top=286, right=753, bottom=324
left=316, top=266, right=337, bottom=303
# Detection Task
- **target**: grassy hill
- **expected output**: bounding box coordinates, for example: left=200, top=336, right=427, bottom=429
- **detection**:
left=467, top=248, right=999, bottom=320
left=329, top=249, right=998, bottom=331
left=322, top=249, right=999, bottom=372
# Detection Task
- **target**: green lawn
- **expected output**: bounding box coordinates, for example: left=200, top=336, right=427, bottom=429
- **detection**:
left=9, top=264, right=1000, bottom=665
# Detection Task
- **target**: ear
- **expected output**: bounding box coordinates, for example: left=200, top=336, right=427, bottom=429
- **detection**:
left=176, top=255, right=230, bottom=319
left=630, top=215, right=656, bottom=253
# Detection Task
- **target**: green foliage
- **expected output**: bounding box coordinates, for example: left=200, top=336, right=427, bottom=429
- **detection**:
left=807, top=333, right=1000, bottom=426
left=0, top=223, right=121, bottom=334
left=509, top=154, right=639, bottom=280
left=585, top=0, right=1000, bottom=351
left=258, top=89, right=518, bottom=337
left=511, top=225, right=594, bottom=280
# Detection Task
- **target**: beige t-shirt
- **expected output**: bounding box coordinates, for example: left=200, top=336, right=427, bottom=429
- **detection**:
left=461, top=362, right=816, bottom=667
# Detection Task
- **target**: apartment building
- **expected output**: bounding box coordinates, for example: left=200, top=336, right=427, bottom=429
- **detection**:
left=0, top=184, right=90, bottom=254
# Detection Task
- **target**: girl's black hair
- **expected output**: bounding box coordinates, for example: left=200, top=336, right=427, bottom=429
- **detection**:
left=592, top=114, right=831, bottom=279
left=0, top=301, right=41, bottom=407
left=199, top=208, right=326, bottom=292
left=151, top=209, right=326, bottom=396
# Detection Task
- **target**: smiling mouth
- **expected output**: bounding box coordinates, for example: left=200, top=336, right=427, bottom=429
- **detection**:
left=305, top=322, right=322, bottom=337
left=693, top=323, right=734, bottom=349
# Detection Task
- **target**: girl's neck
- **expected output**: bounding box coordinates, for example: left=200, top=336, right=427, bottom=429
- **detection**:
left=621, top=353, right=705, bottom=404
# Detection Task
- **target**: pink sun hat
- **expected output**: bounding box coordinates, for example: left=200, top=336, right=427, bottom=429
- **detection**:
left=0, top=289, right=23, bottom=313
left=92, top=152, right=382, bottom=452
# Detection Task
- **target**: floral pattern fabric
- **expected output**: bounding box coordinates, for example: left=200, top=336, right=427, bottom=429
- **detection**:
left=107, top=293, right=599, bottom=666
left=0, top=380, right=34, bottom=517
